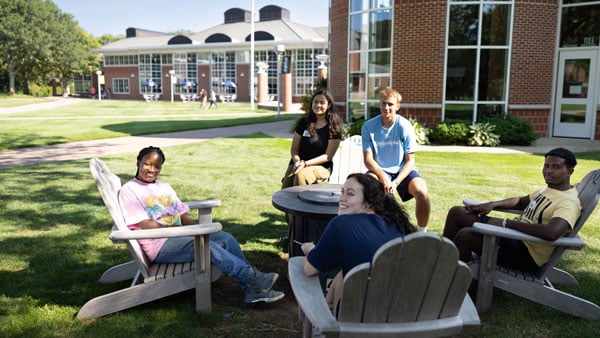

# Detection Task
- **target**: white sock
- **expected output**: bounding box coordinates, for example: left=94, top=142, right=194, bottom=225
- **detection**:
left=418, top=226, right=427, bottom=232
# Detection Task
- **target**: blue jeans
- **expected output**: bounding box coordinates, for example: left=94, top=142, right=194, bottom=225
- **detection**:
left=154, top=231, right=251, bottom=291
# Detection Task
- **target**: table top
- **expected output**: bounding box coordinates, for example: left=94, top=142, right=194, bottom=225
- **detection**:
left=272, top=184, right=341, bottom=218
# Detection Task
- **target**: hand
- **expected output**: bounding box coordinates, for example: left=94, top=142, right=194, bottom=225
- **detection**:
left=300, top=241, right=315, bottom=255
left=292, top=161, right=306, bottom=174
left=465, top=204, right=492, bottom=218
left=383, top=179, right=395, bottom=195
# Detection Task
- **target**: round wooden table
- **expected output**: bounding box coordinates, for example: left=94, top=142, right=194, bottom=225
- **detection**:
left=272, top=184, right=341, bottom=256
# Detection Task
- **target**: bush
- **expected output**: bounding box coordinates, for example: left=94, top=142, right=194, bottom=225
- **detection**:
left=468, top=122, right=500, bottom=147
left=344, top=116, right=364, bottom=138
left=28, top=84, right=52, bottom=97
left=410, top=118, right=430, bottom=145
left=429, top=120, right=470, bottom=145
left=481, top=114, right=538, bottom=146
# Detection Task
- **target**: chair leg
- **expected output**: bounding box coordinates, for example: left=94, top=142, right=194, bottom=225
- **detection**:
left=475, top=234, right=500, bottom=312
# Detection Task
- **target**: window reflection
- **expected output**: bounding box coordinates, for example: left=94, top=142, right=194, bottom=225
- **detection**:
left=479, top=49, right=507, bottom=101
left=449, top=5, right=479, bottom=46
left=446, top=49, right=475, bottom=101
left=561, top=4, right=600, bottom=47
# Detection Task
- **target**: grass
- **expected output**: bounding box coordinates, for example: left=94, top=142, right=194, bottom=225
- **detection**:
left=1, top=98, right=600, bottom=337
left=0, top=99, right=297, bottom=150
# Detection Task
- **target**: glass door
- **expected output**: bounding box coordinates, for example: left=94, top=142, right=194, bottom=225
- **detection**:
left=553, top=50, right=597, bottom=138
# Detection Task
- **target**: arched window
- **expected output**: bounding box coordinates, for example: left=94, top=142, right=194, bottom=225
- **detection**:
left=205, top=34, right=232, bottom=43
left=168, top=35, right=192, bottom=45
left=245, top=31, right=274, bottom=41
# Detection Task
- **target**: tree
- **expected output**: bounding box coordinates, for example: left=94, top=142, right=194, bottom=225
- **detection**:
left=0, top=0, right=97, bottom=95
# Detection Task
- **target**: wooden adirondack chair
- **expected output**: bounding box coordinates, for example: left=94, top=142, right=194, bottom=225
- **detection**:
left=329, top=135, right=366, bottom=184
left=288, top=232, right=480, bottom=337
left=469, top=169, right=600, bottom=320
left=77, top=158, right=223, bottom=319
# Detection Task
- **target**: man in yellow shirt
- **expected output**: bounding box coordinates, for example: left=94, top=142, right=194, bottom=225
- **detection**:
left=443, top=147, right=581, bottom=271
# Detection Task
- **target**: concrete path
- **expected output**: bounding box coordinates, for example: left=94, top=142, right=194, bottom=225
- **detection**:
left=0, top=120, right=295, bottom=169
left=0, top=97, right=597, bottom=170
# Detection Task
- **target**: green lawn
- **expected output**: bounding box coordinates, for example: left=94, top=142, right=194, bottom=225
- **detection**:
left=0, top=99, right=298, bottom=150
left=0, top=99, right=599, bottom=337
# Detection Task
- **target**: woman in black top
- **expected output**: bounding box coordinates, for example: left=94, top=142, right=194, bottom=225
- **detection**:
left=281, top=89, right=342, bottom=188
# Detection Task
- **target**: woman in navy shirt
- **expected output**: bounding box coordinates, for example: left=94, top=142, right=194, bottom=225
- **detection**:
left=300, top=173, right=416, bottom=315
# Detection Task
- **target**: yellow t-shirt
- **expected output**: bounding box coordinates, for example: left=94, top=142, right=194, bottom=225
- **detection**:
left=520, top=186, right=581, bottom=266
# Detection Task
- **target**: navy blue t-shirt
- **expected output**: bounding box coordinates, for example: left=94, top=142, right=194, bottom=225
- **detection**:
left=307, top=213, right=405, bottom=275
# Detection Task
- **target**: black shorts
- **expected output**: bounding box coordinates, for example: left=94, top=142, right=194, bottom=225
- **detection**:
left=497, top=238, right=539, bottom=272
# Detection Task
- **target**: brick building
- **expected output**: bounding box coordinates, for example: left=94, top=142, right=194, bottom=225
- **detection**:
left=329, top=0, right=600, bottom=140
left=86, top=5, right=328, bottom=105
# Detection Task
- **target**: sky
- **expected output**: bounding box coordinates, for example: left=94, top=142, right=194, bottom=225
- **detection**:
left=52, top=0, right=330, bottom=37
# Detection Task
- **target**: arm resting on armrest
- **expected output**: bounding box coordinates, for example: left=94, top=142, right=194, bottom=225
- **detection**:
left=109, top=223, right=222, bottom=241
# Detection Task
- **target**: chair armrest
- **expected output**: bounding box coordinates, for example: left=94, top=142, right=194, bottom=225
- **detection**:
left=473, top=222, right=584, bottom=249
left=109, top=223, right=222, bottom=241
left=288, top=257, right=339, bottom=334
left=186, top=199, right=222, bottom=210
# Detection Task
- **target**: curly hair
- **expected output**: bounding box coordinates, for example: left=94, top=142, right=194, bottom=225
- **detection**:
left=346, top=173, right=416, bottom=235
left=305, top=89, right=342, bottom=139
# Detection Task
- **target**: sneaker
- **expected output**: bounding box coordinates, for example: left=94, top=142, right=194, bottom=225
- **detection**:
left=244, top=289, right=285, bottom=304
left=246, top=269, right=279, bottom=293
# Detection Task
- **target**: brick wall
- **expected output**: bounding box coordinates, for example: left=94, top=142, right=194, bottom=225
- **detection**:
left=394, top=1, right=446, bottom=105
left=509, top=1, right=558, bottom=105
left=329, top=0, right=348, bottom=106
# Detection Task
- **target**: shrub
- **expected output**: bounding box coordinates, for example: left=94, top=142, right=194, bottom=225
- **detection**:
left=481, top=114, right=538, bottom=145
left=468, top=122, right=500, bottom=147
left=410, top=118, right=430, bottom=145
left=429, top=120, right=470, bottom=145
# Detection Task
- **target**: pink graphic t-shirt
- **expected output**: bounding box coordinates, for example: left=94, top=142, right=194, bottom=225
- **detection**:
left=118, top=178, right=190, bottom=261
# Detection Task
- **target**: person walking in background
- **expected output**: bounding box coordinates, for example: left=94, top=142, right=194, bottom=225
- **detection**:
left=361, top=88, right=430, bottom=232
left=118, top=146, right=285, bottom=304
left=209, top=90, right=218, bottom=109
left=199, top=88, right=208, bottom=109
left=281, top=89, right=342, bottom=188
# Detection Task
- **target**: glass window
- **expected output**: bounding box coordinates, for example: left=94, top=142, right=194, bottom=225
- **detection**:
left=139, top=53, right=162, bottom=94
left=444, top=1, right=513, bottom=122
left=112, top=78, right=130, bottom=94
left=560, top=4, right=600, bottom=47
left=448, top=5, right=479, bottom=46
left=446, top=49, right=476, bottom=101
left=349, top=13, right=369, bottom=51
left=478, top=49, right=507, bottom=101
left=370, top=10, right=392, bottom=49
left=481, top=4, right=510, bottom=46
left=347, top=1, right=393, bottom=120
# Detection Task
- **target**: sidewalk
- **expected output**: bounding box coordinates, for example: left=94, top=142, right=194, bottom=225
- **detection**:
left=0, top=97, right=597, bottom=169
left=0, top=120, right=295, bottom=169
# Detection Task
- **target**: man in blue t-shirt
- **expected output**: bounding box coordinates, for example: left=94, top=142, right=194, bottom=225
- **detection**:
left=361, top=88, right=430, bottom=232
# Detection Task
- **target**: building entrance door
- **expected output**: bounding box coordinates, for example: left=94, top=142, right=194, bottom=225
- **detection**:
left=553, top=50, right=597, bottom=139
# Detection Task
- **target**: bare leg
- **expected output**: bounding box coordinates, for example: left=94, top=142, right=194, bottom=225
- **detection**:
left=454, top=227, right=484, bottom=261
left=408, top=178, right=430, bottom=228
left=443, top=205, right=479, bottom=240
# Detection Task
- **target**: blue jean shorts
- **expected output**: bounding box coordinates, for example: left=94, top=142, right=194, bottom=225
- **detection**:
left=371, top=169, right=421, bottom=202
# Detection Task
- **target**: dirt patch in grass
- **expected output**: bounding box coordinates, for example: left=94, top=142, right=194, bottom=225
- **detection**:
left=208, top=253, right=304, bottom=337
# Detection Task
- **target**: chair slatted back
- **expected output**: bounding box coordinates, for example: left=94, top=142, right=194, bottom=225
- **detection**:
left=90, top=158, right=152, bottom=278
left=330, top=135, right=366, bottom=184
left=537, top=169, right=600, bottom=278
left=338, top=233, right=472, bottom=323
